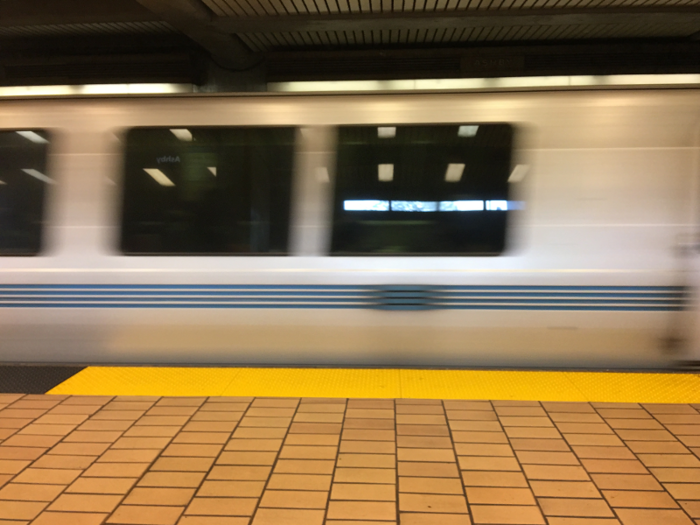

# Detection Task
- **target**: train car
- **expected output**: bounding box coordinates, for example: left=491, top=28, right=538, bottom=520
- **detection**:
left=0, top=87, right=698, bottom=368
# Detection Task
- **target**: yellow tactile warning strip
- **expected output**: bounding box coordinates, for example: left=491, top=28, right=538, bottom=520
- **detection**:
left=48, top=367, right=700, bottom=403
left=3, top=394, right=700, bottom=525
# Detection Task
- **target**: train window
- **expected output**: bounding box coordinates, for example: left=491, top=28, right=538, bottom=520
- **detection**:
left=120, top=127, right=295, bottom=255
left=331, top=124, right=514, bottom=255
left=0, top=130, right=51, bottom=256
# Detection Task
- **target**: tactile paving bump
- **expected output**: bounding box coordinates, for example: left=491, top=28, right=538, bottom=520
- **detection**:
left=0, top=365, right=84, bottom=394
left=566, top=371, right=700, bottom=403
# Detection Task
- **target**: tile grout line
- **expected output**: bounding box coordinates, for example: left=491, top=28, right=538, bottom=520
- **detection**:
left=99, top=395, right=204, bottom=525
left=443, top=398, right=473, bottom=523
left=323, top=395, right=348, bottom=524
left=247, top=395, right=302, bottom=525
left=393, top=397, right=399, bottom=524
left=589, top=402, right=697, bottom=523
left=168, top=395, right=253, bottom=522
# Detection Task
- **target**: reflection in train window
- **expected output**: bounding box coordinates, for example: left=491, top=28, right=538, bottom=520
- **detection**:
left=0, top=130, right=51, bottom=255
left=331, top=124, right=514, bottom=255
left=120, top=127, right=295, bottom=255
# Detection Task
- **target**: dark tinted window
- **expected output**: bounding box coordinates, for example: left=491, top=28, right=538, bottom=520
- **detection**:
left=331, top=124, right=514, bottom=255
left=0, top=130, right=50, bottom=255
left=121, top=127, right=295, bottom=255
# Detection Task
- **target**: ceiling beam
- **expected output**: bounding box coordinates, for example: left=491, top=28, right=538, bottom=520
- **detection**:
left=214, top=7, right=700, bottom=34
left=0, top=0, right=159, bottom=28
left=135, top=0, right=260, bottom=70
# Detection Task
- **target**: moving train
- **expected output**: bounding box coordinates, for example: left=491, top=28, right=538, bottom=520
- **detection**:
left=1, top=87, right=699, bottom=368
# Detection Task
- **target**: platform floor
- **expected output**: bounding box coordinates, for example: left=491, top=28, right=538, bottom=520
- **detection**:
left=2, top=368, right=700, bottom=524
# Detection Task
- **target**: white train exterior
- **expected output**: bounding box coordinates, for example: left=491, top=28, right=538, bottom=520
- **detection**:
left=0, top=88, right=698, bottom=368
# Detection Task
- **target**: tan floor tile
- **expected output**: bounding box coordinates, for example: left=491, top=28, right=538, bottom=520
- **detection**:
left=77, top=420, right=131, bottom=431
left=238, top=417, right=290, bottom=428
left=31, top=511, right=108, bottom=525
left=399, top=493, right=468, bottom=513
left=185, top=497, right=257, bottom=516
left=140, top=472, right=206, bottom=488
left=273, top=459, right=335, bottom=474
left=667, top=425, right=700, bottom=435
left=530, top=480, right=600, bottom=498
left=199, top=403, right=249, bottom=412
left=136, top=416, right=190, bottom=426
left=0, top=483, right=64, bottom=501
left=565, top=435, right=625, bottom=447
left=399, top=448, right=455, bottom=463
left=550, top=414, right=604, bottom=423
left=156, top=397, right=206, bottom=407
left=399, top=513, right=471, bottom=525
left=504, top=427, right=561, bottom=439
left=225, top=439, right=283, bottom=451
left=590, top=474, right=663, bottom=491
left=0, top=418, right=33, bottom=429
left=48, top=494, right=121, bottom=512
left=522, top=465, right=589, bottom=481
left=230, top=428, right=285, bottom=439
left=334, top=467, right=396, bottom=484
left=124, top=426, right=181, bottom=437
left=645, top=405, right=697, bottom=415
left=664, top=483, right=700, bottom=500
left=163, top=444, right=223, bottom=457
left=49, top=443, right=110, bottom=456
left=251, top=508, right=324, bottom=525
left=32, top=455, right=95, bottom=470
left=397, top=436, right=453, bottom=449
left=400, top=477, right=463, bottom=495
left=13, top=468, right=81, bottom=484
left=0, top=473, right=11, bottom=488
left=124, top=487, right=196, bottom=506
left=539, top=498, right=614, bottom=517
left=451, top=431, right=508, bottom=444
left=331, top=482, right=396, bottom=501
left=597, top=409, right=651, bottom=419
left=207, top=466, right=271, bottom=481
left=517, top=451, right=579, bottom=465
left=466, top=487, right=536, bottom=505
left=546, top=518, right=620, bottom=525
left=184, top=423, right=237, bottom=433
left=510, top=439, right=570, bottom=452
left=82, top=462, right=149, bottom=478
left=605, top=420, right=663, bottom=430
left=289, top=423, right=341, bottom=433
left=21, top=425, right=77, bottom=437
left=97, top=449, right=160, bottom=463
left=496, top=407, right=547, bottom=417
left=397, top=415, right=447, bottom=426
left=296, top=404, right=346, bottom=413
left=493, top=401, right=541, bottom=407
left=638, top=454, right=700, bottom=468
left=217, top=452, right=276, bottom=466
left=91, top=410, right=145, bottom=421
left=458, top=456, right=521, bottom=471
left=66, top=477, right=136, bottom=494
left=542, top=402, right=594, bottom=413
left=650, top=468, right=700, bottom=482
left=48, top=406, right=100, bottom=416
left=680, top=501, right=700, bottom=518
left=178, top=517, right=249, bottom=525
left=63, top=431, right=122, bottom=443
left=399, top=462, right=459, bottom=478
left=103, top=402, right=154, bottom=411
left=279, top=445, right=337, bottom=460
left=396, top=425, right=450, bottom=437
left=615, top=508, right=694, bottom=525
left=340, top=440, right=394, bottom=454
left=197, top=481, right=265, bottom=497
left=500, top=417, right=554, bottom=428
left=292, top=413, right=344, bottom=423
left=0, top=447, right=46, bottom=460
left=397, top=405, right=445, bottom=415
left=573, top=446, right=636, bottom=460
left=111, top=437, right=171, bottom=449
left=580, top=459, right=647, bottom=474
left=591, top=403, right=640, bottom=410
left=470, top=504, right=545, bottom=524
left=267, top=473, right=331, bottom=491
left=246, top=408, right=296, bottom=418
left=327, top=500, right=396, bottom=520
left=146, top=407, right=198, bottom=416
left=462, top=471, right=529, bottom=487
left=627, top=442, right=689, bottom=454
left=556, top=424, right=613, bottom=435
left=341, top=429, right=395, bottom=441
left=2, top=435, right=62, bottom=447
left=151, top=458, right=215, bottom=472
left=108, top=505, right=184, bottom=524
left=173, top=433, right=230, bottom=445
left=347, top=400, right=394, bottom=409
left=345, top=409, right=394, bottom=419
left=0, top=500, right=47, bottom=520
left=285, top=434, right=339, bottom=446
left=259, top=489, right=327, bottom=509
left=345, top=420, right=395, bottom=431
left=190, top=413, right=242, bottom=423
left=450, top=421, right=503, bottom=432
left=0, top=459, right=31, bottom=474
left=616, top=430, right=676, bottom=441
left=337, top=453, right=396, bottom=468
left=602, top=489, right=678, bottom=508
left=10, top=401, right=57, bottom=410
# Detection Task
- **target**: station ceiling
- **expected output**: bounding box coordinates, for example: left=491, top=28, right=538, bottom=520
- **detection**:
left=0, top=0, right=699, bottom=88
